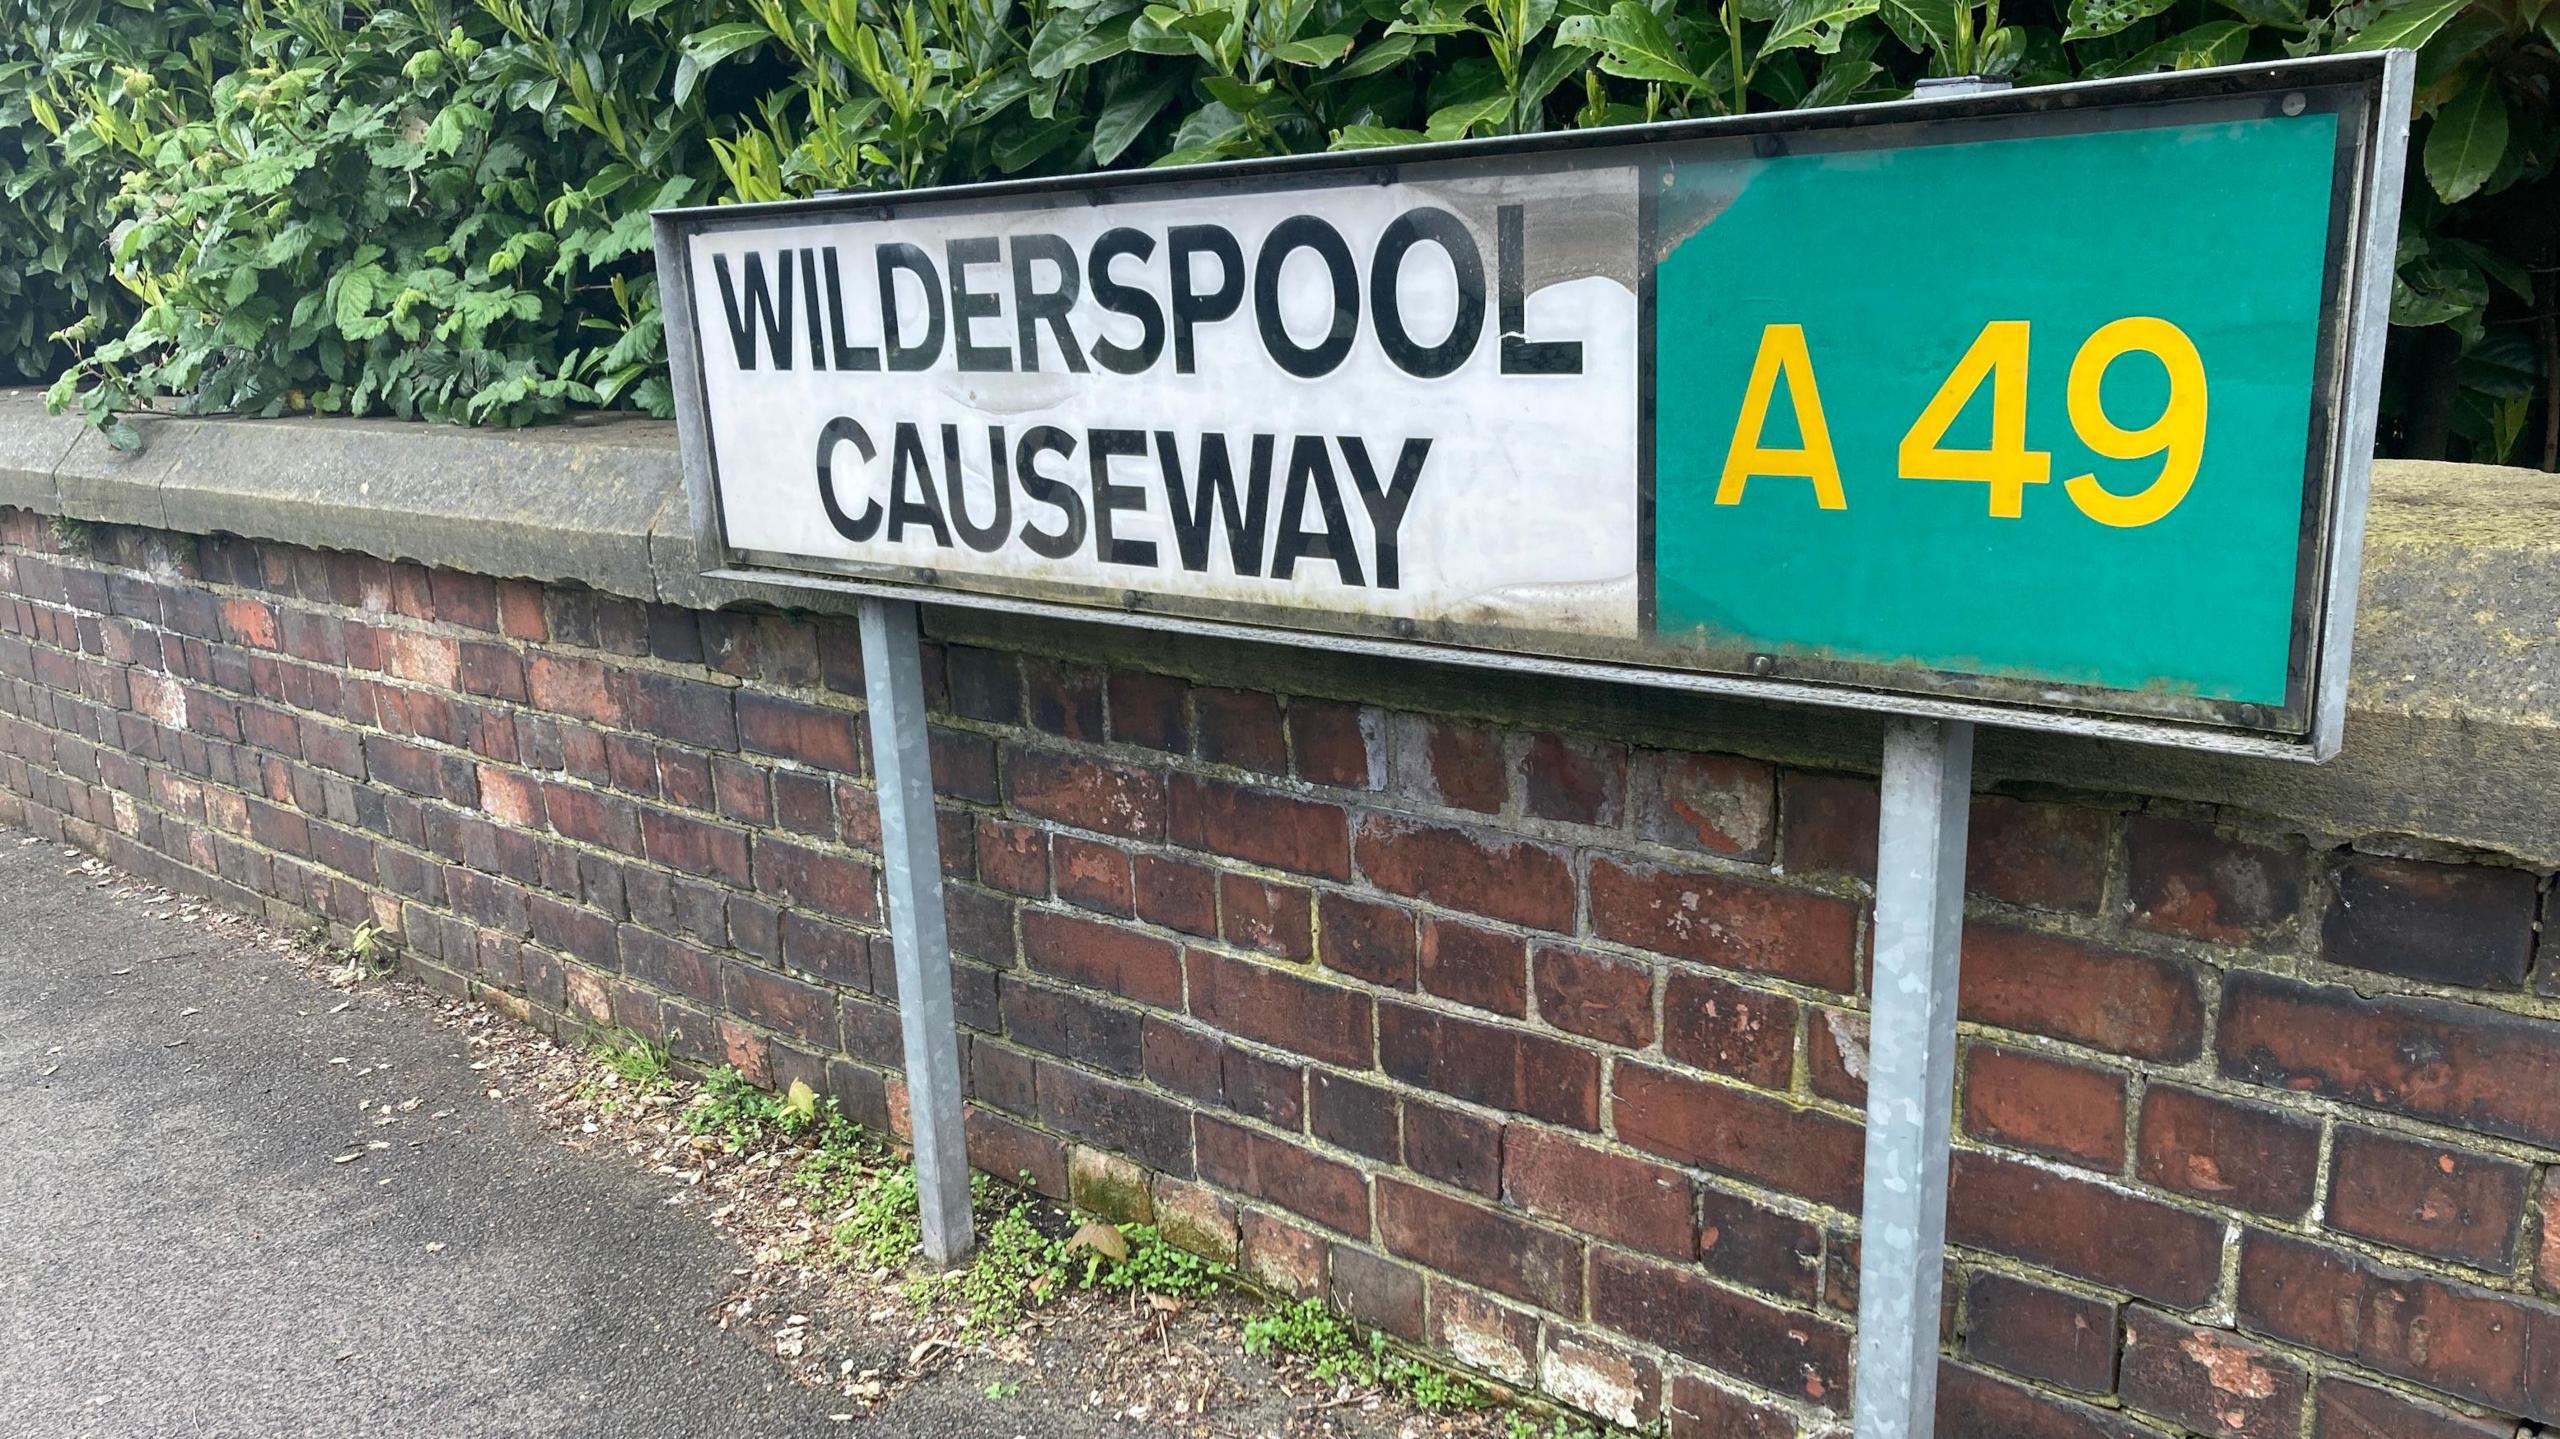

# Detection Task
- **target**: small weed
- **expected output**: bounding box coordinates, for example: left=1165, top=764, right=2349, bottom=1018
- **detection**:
left=1069, top=1223, right=1227, bottom=1300
left=1245, top=1298, right=1490, bottom=1414
left=683, top=1065, right=789, bottom=1149
left=48, top=515, right=94, bottom=553
left=952, top=1198, right=1066, bottom=1337
left=1502, top=1415, right=1623, bottom=1439
left=322, top=920, right=391, bottom=984
left=983, top=1378, right=1022, bottom=1399
left=791, top=1126, right=882, bottom=1215
left=576, top=1030, right=672, bottom=1113
left=832, top=1166, right=922, bottom=1271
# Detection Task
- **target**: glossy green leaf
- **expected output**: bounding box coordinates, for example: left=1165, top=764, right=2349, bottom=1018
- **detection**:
left=2338, top=0, right=2469, bottom=52
left=2423, top=77, right=2506, bottom=203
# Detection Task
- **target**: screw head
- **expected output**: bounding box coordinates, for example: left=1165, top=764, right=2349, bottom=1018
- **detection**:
left=2282, top=92, right=2307, bottom=117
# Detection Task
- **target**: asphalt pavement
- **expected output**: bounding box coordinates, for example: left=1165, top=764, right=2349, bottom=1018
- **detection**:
left=0, top=833, right=1053, bottom=1439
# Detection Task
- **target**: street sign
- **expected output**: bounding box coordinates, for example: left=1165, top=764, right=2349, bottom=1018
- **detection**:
left=658, top=56, right=2406, bottom=759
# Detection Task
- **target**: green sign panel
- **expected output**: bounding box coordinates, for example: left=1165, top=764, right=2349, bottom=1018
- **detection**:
left=1647, top=101, right=2355, bottom=732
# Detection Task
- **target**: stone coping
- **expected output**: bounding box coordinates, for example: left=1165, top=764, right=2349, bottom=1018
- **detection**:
left=4, top=389, right=2556, bottom=865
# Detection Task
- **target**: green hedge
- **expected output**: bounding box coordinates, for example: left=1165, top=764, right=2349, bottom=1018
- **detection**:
left=3, top=0, right=2553, bottom=465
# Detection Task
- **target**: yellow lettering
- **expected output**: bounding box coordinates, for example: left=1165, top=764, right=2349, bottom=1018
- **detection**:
left=1716, top=323, right=1844, bottom=510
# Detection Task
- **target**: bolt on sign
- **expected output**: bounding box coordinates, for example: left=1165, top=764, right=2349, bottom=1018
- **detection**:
left=657, top=55, right=2405, bottom=759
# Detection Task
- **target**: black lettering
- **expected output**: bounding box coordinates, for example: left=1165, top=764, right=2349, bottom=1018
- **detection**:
left=1156, top=431, right=1273, bottom=577
left=1271, top=435, right=1363, bottom=586
left=943, top=424, right=1013, bottom=553
left=1371, top=209, right=1484, bottom=379
left=1167, top=225, right=1243, bottom=374
left=878, top=243, right=947, bottom=372
left=1015, top=426, right=1086, bottom=560
left=1498, top=205, right=1582, bottom=376
left=798, top=249, right=830, bottom=370
left=946, top=236, right=1010, bottom=372
left=1254, top=216, right=1359, bottom=380
left=814, top=417, right=880, bottom=542
left=1011, top=233, right=1088, bottom=374
left=1089, top=228, right=1165, bottom=375
left=821, top=248, right=880, bottom=371
left=713, top=251, right=793, bottom=372
left=1338, top=436, right=1428, bottom=590
left=886, top=422, right=955, bottom=547
left=1088, top=428, right=1158, bottom=569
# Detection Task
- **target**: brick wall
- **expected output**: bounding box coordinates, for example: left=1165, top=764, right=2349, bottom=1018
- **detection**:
left=2, top=506, right=2555, bottom=1438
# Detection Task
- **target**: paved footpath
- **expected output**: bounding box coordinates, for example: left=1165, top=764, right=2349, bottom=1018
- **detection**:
left=0, top=834, right=1082, bottom=1439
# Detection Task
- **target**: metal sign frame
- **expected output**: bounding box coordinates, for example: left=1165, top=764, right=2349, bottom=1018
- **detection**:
left=655, top=53, right=2409, bottom=762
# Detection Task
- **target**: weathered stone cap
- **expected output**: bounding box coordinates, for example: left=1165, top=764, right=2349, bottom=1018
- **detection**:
left=3, top=388, right=2556, bottom=863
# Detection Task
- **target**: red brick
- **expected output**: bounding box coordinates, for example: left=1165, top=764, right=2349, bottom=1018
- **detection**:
left=1936, top=1361, right=2158, bottom=1439
left=426, top=570, right=499, bottom=630
left=1329, top=1245, right=1425, bottom=1341
left=1418, top=917, right=1526, bottom=1017
left=478, top=766, right=546, bottom=829
left=1318, top=892, right=1415, bottom=988
left=942, top=645, right=1019, bottom=722
left=1004, top=747, right=1165, bottom=840
left=1219, top=871, right=1312, bottom=959
left=965, top=1107, right=1067, bottom=1199
left=1052, top=834, right=1134, bottom=915
left=2313, top=1377, right=2512, bottom=1439
left=1240, top=1209, right=1327, bottom=1299
left=1962, top=1046, right=2126, bottom=1171
left=1386, top=713, right=1506, bottom=813
left=2124, top=815, right=2304, bottom=943
left=721, top=961, right=836, bottom=1047
left=1809, top=1007, right=1869, bottom=1105
left=1170, top=776, right=1350, bottom=879
left=1590, top=1248, right=1849, bottom=1405
left=543, top=782, right=639, bottom=851
left=1612, top=1061, right=1862, bottom=1208
left=1309, top=1071, right=1399, bottom=1162
left=2119, top=1307, right=2305, bottom=1439
left=1197, top=1116, right=1369, bottom=1235
left=750, top=836, right=876, bottom=922
left=1949, top=1151, right=2224, bottom=1308
left=1427, top=1284, right=1539, bottom=1384
left=1663, top=971, right=1797, bottom=1089
left=1522, top=733, right=1627, bottom=827
left=1631, top=749, right=1774, bottom=857
left=1381, top=1001, right=1598, bottom=1129
left=1142, top=1016, right=1223, bottom=1104
left=737, top=692, right=862, bottom=774
left=1106, top=669, right=1188, bottom=753
left=1669, top=1375, right=1796, bottom=1439
left=2135, top=1085, right=2321, bottom=1219
left=1034, top=1060, right=1196, bottom=1175
left=1531, top=943, right=1654, bottom=1049
left=2219, top=971, right=2560, bottom=1147
left=1405, top=1100, right=1500, bottom=1196
left=620, top=671, right=735, bottom=750
left=974, top=817, right=1049, bottom=896
left=1133, top=853, right=1217, bottom=937
left=1503, top=1127, right=1696, bottom=1260
left=2238, top=1227, right=2560, bottom=1421
left=1357, top=814, right=1573, bottom=930
left=1964, top=1271, right=2118, bottom=1394
left=1778, top=771, right=1878, bottom=877
left=1193, top=686, right=1288, bottom=775
left=1696, top=1187, right=1822, bottom=1302
left=1023, top=908, right=1181, bottom=1008
left=640, top=808, right=751, bottom=886
left=1187, top=948, right=1373, bottom=1069
left=1288, top=698, right=1373, bottom=788
left=1022, top=658, right=1103, bottom=741
left=1590, top=857, right=1855, bottom=991
left=1378, top=1178, right=1583, bottom=1315
left=1004, top=979, right=1142, bottom=1075
left=2326, top=1125, right=2529, bottom=1270
left=1969, top=797, right=2109, bottom=913
left=2324, top=853, right=2537, bottom=990
left=495, top=580, right=547, bottom=641
left=1961, top=925, right=2204, bottom=1061
left=219, top=598, right=280, bottom=650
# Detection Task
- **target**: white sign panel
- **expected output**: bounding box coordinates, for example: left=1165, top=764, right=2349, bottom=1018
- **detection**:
left=689, top=169, right=1643, bottom=640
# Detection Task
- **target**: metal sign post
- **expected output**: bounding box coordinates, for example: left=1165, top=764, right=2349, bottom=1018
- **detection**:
left=1853, top=716, right=1975, bottom=1437
left=857, top=597, right=975, bottom=1265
